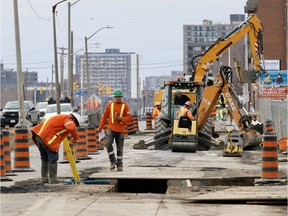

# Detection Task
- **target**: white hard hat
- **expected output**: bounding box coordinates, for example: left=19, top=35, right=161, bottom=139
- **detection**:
left=185, top=101, right=192, bottom=107
left=70, top=113, right=81, bottom=127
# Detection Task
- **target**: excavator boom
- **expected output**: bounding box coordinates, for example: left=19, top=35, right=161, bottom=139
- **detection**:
left=192, top=14, right=264, bottom=83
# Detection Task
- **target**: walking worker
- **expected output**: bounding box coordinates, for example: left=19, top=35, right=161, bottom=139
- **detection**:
left=152, top=102, right=161, bottom=119
left=31, top=113, right=81, bottom=184
left=176, top=101, right=195, bottom=121
left=97, top=89, right=132, bottom=172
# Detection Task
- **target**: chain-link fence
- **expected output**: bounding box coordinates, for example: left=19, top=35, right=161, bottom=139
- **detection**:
left=259, top=99, right=288, bottom=139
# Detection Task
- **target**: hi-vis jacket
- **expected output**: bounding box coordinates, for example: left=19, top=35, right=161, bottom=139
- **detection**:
left=176, top=107, right=194, bottom=121
left=31, top=114, right=79, bottom=152
left=98, top=102, right=132, bottom=133
left=152, top=107, right=161, bottom=119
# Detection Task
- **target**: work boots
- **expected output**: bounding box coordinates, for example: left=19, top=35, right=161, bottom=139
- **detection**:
left=48, top=163, right=64, bottom=184
left=117, top=159, right=123, bottom=172
left=41, top=161, right=49, bottom=183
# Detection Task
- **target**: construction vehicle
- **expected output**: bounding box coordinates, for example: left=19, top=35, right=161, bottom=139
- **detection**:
left=134, top=14, right=265, bottom=152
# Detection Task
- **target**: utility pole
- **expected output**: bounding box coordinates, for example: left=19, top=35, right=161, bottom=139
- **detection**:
left=13, top=0, right=31, bottom=127
left=53, top=0, right=67, bottom=114
left=59, top=46, right=65, bottom=94
left=68, top=0, right=80, bottom=107
left=51, top=64, right=54, bottom=98
left=70, top=31, right=74, bottom=107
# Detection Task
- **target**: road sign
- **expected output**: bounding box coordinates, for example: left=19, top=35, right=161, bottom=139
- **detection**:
left=76, top=91, right=87, bottom=96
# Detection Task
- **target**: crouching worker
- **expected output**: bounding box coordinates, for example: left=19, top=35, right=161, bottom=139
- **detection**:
left=31, top=113, right=80, bottom=184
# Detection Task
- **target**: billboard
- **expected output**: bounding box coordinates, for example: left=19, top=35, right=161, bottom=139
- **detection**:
left=259, top=70, right=287, bottom=100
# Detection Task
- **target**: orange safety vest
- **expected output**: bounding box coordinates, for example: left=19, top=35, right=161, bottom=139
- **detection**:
left=99, top=102, right=132, bottom=133
left=176, top=106, right=194, bottom=121
left=152, top=107, right=161, bottom=119
left=31, top=114, right=79, bottom=152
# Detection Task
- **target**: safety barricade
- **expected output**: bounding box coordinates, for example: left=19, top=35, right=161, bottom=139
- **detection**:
left=2, top=129, right=16, bottom=176
left=145, top=112, right=153, bottom=130
left=86, top=126, right=98, bottom=155
left=261, top=135, right=279, bottom=179
left=75, top=127, right=92, bottom=160
left=132, top=114, right=139, bottom=132
left=124, top=123, right=130, bottom=139
left=13, top=127, right=35, bottom=172
left=127, top=121, right=135, bottom=135
left=0, top=132, right=12, bottom=181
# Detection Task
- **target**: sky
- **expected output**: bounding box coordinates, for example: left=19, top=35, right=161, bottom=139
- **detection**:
left=1, top=0, right=247, bottom=82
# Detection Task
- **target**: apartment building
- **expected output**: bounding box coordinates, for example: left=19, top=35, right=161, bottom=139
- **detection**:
left=183, top=14, right=245, bottom=76
left=75, top=49, right=142, bottom=99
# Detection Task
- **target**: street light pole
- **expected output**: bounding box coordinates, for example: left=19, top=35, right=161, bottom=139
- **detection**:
left=85, top=26, right=113, bottom=96
left=68, top=0, right=80, bottom=107
left=53, top=0, right=67, bottom=114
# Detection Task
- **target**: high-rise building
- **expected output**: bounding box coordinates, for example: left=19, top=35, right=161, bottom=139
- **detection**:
left=183, top=14, right=245, bottom=76
left=75, top=49, right=143, bottom=99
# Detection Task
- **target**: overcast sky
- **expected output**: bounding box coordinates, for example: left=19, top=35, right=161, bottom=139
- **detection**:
left=1, top=0, right=247, bottom=82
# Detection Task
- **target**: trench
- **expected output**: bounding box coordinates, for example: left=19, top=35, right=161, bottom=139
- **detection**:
left=85, top=176, right=257, bottom=194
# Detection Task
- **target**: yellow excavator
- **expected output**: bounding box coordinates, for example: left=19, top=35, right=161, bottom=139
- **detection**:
left=134, top=14, right=265, bottom=152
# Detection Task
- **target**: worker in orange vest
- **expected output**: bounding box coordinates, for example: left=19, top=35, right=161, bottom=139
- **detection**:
left=176, top=101, right=195, bottom=121
left=31, top=113, right=81, bottom=184
left=97, top=89, right=132, bottom=172
left=152, top=102, right=161, bottom=119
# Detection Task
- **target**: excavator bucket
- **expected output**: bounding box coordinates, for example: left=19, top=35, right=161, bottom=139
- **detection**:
left=233, top=58, right=258, bottom=83
left=241, top=130, right=262, bottom=150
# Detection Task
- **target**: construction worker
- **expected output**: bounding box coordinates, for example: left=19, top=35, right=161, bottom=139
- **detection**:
left=251, top=114, right=261, bottom=125
left=219, top=94, right=227, bottom=121
left=31, top=113, right=81, bottom=184
left=174, top=91, right=190, bottom=105
left=176, top=101, right=195, bottom=121
left=152, top=102, right=161, bottom=119
left=97, top=89, right=132, bottom=172
left=211, top=106, right=219, bottom=138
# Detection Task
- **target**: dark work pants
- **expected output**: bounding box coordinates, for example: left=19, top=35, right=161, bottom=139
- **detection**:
left=105, top=129, right=124, bottom=166
left=35, top=135, right=59, bottom=164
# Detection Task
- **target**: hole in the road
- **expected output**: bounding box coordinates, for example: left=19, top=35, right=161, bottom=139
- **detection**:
left=116, top=179, right=167, bottom=194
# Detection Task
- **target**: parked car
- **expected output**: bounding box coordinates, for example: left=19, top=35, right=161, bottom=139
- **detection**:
left=0, top=101, right=40, bottom=127
left=43, top=103, right=82, bottom=125
left=36, top=102, right=48, bottom=121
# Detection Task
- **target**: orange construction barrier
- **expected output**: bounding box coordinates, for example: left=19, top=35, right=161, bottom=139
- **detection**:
left=13, top=127, right=35, bottom=172
left=133, top=114, right=139, bottom=132
left=0, top=132, right=12, bottom=181
left=75, top=127, right=91, bottom=160
left=145, top=112, right=153, bottom=130
left=261, top=135, right=278, bottom=179
left=124, top=123, right=130, bottom=139
left=86, top=126, right=98, bottom=155
left=2, top=129, right=16, bottom=176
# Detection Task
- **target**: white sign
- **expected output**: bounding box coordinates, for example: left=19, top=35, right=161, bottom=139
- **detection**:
left=263, top=60, right=280, bottom=70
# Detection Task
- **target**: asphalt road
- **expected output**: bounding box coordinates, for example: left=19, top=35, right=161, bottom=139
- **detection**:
left=1, top=121, right=287, bottom=216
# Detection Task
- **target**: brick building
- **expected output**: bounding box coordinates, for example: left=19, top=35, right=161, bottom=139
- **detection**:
left=245, top=0, right=287, bottom=70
